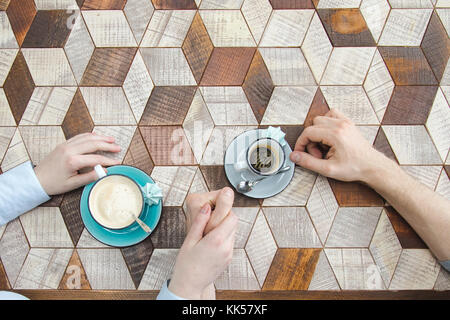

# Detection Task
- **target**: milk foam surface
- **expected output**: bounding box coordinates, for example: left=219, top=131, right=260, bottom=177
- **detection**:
left=89, top=175, right=143, bottom=229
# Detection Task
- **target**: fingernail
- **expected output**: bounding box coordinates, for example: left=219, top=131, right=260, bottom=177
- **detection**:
left=223, top=187, right=234, bottom=197
left=200, top=204, right=210, bottom=215
left=291, top=152, right=301, bottom=162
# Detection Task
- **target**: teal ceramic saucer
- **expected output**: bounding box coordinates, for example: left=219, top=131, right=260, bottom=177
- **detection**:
left=80, top=165, right=162, bottom=247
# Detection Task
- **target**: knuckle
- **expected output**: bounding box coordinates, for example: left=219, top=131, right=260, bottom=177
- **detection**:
left=66, top=155, right=78, bottom=169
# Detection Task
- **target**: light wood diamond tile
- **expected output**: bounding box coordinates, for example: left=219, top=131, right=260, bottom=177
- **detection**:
left=301, top=13, right=333, bottom=83
left=234, top=207, right=259, bottom=249
left=80, top=87, right=136, bottom=125
left=321, top=47, right=376, bottom=85
left=0, top=49, right=18, bottom=86
left=436, top=9, right=450, bottom=36
left=383, top=125, right=442, bottom=165
left=76, top=229, right=111, bottom=248
left=19, top=126, right=66, bottom=164
left=389, top=0, right=433, bottom=8
left=14, top=248, right=72, bottom=289
left=200, top=86, right=258, bottom=125
left=201, top=125, right=256, bottom=165
left=150, top=166, right=196, bottom=206
left=245, top=211, right=277, bottom=286
left=124, top=0, right=155, bottom=43
left=308, top=250, right=340, bottom=290
left=64, top=13, right=95, bottom=84
left=369, top=210, right=402, bottom=287
left=360, top=0, right=390, bottom=43
left=0, top=220, right=30, bottom=287
left=0, top=127, right=19, bottom=163
left=389, top=249, right=441, bottom=290
left=434, top=267, right=450, bottom=291
left=261, top=86, right=316, bottom=125
left=435, top=169, right=450, bottom=200
left=260, top=9, right=314, bottom=47
left=325, top=248, right=385, bottom=290
left=426, top=88, right=450, bottom=162
left=264, top=207, right=322, bottom=248
left=263, top=167, right=316, bottom=206
left=20, top=207, right=73, bottom=248
left=436, top=0, right=450, bottom=7
left=0, top=89, right=15, bottom=126
left=20, top=87, right=76, bottom=126
left=22, top=48, right=76, bottom=86
left=141, top=10, right=196, bottom=47
left=138, top=249, right=178, bottom=290
left=0, top=128, right=29, bottom=172
left=326, top=207, right=382, bottom=247
left=183, top=89, right=214, bottom=163
left=77, top=248, right=135, bottom=289
left=259, top=48, right=316, bottom=85
left=357, top=126, right=379, bottom=145
left=364, top=50, right=395, bottom=121
left=378, top=9, right=433, bottom=46
left=317, top=0, right=361, bottom=8
left=34, top=0, right=78, bottom=9
left=123, top=51, right=154, bottom=123
left=92, top=126, right=136, bottom=162
left=215, top=249, right=260, bottom=290
left=241, top=0, right=272, bottom=44
left=0, top=11, right=18, bottom=48
left=0, top=224, right=5, bottom=240
left=321, top=86, right=379, bottom=124
left=199, top=0, right=244, bottom=8
left=140, top=48, right=196, bottom=86
left=306, top=175, right=339, bottom=244
left=401, top=165, right=442, bottom=190
left=199, top=10, right=256, bottom=47
left=82, top=10, right=137, bottom=47
left=186, top=167, right=209, bottom=195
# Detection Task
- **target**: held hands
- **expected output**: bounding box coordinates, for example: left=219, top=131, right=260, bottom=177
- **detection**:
left=169, top=188, right=238, bottom=299
left=34, top=133, right=121, bottom=195
left=290, top=109, right=388, bottom=183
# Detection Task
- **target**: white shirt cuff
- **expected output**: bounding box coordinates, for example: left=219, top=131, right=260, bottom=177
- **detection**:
left=0, top=161, right=50, bottom=226
left=156, top=280, right=186, bottom=300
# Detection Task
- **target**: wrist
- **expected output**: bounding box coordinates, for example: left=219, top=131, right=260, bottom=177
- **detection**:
left=168, top=276, right=203, bottom=300
left=33, top=165, right=51, bottom=196
left=360, top=150, right=399, bottom=188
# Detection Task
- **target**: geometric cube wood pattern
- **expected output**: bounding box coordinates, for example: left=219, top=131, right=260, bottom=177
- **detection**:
left=0, top=0, right=449, bottom=296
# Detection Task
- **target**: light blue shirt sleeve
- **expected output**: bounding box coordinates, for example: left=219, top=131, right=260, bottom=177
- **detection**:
left=0, top=161, right=50, bottom=226
left=157, top=280, right=186, bottom=300
left=0, top=291, right=29, bottom=300
left=440, top=260, right=450, bottom=272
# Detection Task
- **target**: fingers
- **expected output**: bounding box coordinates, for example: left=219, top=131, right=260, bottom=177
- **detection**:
left=293, top=126, right=334, bottom=152
left=67, top=169, right=100, bottom=190
left=204, top=187, right=234, bottom=234
left=67, top=132, right=115, bottom=145
left=184, top=203, right=212, bottom=246
left=69, top=154, right=121, bottom=171
left=325, top=108, right=349, bottom=120
left=290, top=151, right=335, bottom=177
left=205, top=210, right=238, bottom=245
left=306, top=142, right=323, bottom=159
left=70, top=139, right=121, bottom=155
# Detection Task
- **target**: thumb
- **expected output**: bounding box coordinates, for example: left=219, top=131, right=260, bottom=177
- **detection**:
left=290, top=151, right=333, bottom=177
left=184, top=203, right=211, bottom=245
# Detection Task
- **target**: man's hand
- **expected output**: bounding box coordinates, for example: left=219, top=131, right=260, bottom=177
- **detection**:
left=169, top=200, right=238, bottom=299
left=290, top=109, right=387, bottom=183
left=34, top=132, right=121, bottom=195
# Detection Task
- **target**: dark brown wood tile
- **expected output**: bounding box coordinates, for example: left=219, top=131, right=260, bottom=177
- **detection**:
left=123, top=129, right=154, bottom=176
left=81, top=48, right=137, bottom=86
left=182, top=12, right=214, bottom=84
left=151, top=0, right=197, bottom=9
left=373, top=127, right=398, bottom=163
left=200, top=165, right=260, bottom=207
left=22, top=10, right=75, bottom=48
left=0, top=0, right=10, bottom=10
left=201, top=47, right=256, bottom=86
left=421, top=11, right=450, bottom=83
left=379, top=47, right=438, bottom=86
left=317, top=9, right=376, bottom=47
left=62, top=89, right=94, bottom=140
left=328, top=179, right=385, bottom=207
left=6, top=0, right=36, bottom=46
left=304, top=87, right=330, bottom=128
left=243, top=50, right=274, bottom=123
left=382, top=86, right=438, bottom=125
left=445, top=166, right=450, bottom=179
left=76, top=0, right=85, bottom=7
left=140, top=126, right=196, bottom=166
left=269, top=0, right=314, bottom=8
left=263, top=248, right=321, bottom=290
left=121, top=236, right=154, bottom=288
left=40, top=194, right=64, bottom=207
left=58, top=250, right=91, bottom=290
left=3, top=51, right=35, bottom=125
left=59, top=188, right=85, bottom=245
left=385, top=206, right=427, bottom=249
left=0, top=258, right=11, bottom=290
left=150, top=207, right=186, bottom=249
left=81, top=0, right=127, bottom=9
left=139, top=86, right=196, bottom=126
left=259, top=125, right=304, bottom=151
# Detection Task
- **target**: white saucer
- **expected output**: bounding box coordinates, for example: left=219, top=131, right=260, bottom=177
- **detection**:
left=224, top=128, right=295, bottom=199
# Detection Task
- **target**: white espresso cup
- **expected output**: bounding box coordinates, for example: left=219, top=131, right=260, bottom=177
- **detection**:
left=88, top=165, right=144, bottom=229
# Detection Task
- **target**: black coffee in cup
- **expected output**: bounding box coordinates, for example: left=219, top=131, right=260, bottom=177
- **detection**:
left=247, top=138, right=284, bottom=175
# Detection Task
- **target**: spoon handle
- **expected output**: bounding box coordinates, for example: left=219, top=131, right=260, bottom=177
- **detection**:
left=135, top=217, right=152, bottom=233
